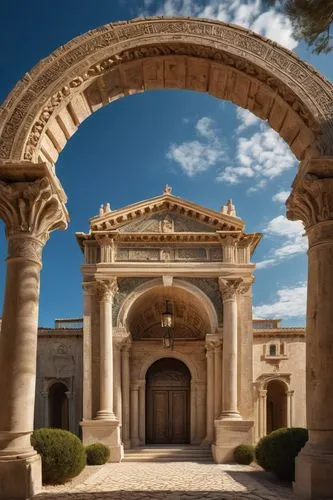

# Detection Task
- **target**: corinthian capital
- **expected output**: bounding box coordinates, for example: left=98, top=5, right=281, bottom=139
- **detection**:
left=287, top=158, right=333, bottom=230
left=0, top=177, right=68, bottom=243
left=219, top=277, right=243, bottom=301
left=96, top=278, right=118, bottom=302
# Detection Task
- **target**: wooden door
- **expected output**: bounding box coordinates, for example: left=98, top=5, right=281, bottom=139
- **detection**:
left=146, top=358, right=190, bottom=444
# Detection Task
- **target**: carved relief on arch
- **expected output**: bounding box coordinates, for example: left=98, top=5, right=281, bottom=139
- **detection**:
left=1, top=17, right=332, bottom=163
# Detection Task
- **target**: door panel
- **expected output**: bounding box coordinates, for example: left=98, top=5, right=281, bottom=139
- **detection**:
left=152, top=391, right=169, bottom=443
left=170, top=390, right=188, bottom=443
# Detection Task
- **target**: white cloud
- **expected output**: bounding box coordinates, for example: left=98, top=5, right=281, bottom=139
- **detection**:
left=138, top=0, right=297, bottom=50
left=218, top=124, right=296, bottom=186
left=253, top=282, right=307, bottom=319
left=273, top=190, right=290, bottom=203
left=167, top=116, right=229, bottom=176
left=236, top=108, right=260, bottom=133
left=255, top=215, right=307, bottom=269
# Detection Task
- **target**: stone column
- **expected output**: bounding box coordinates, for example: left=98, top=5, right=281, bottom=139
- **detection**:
left=96, top=279, right=118, bottom=420
left=121, top=342, right=131, bottom=448
left=190, top=381, right=197, bottom=444
left=113, top=342, right=122, bottom=424
left=81, top=278, right=123, bottom=462
left=131, top=384, right=140, bottom=447
left=82, top=282, right=94, bottom=420
left=205, top=342, right=214, bottom=442
left=258, top=389, right=267, bottom=439
left=219, top=278, right=242, bottom=420
left=0, top=174, right=68, bottom=500
left=214, top=341, right=222, bottom=418
left=65, top=391, right=75, bottom=434
left=41, top=391, right=50, bottom=428
left=287, top=159, right=333, bottom=499
left=139, top=381, right=146, bottom=445
left=286, top=390, right=294, bottom=428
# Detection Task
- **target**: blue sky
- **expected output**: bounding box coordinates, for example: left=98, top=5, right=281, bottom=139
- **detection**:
left=0, top=0, right=332, bottom=327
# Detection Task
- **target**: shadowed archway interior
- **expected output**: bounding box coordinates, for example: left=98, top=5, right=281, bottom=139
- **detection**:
left=49, top=382, right=69, bottom=430
left=266, top=379, right=287, bottom=434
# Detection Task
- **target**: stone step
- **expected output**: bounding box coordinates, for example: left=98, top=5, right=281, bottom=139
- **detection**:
left=123, top=446, right=214, bottom=463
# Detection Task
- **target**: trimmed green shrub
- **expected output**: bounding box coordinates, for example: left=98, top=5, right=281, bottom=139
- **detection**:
left=233, top=444, right=255, bottom=465
left=255, top=427, right=308, bottom=481
left=31, top=428, right=86, bottom=484
left=85, top=443, right=110, bottom=465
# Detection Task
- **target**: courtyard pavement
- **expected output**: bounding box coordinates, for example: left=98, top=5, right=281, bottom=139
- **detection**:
left=35, top=462, right=297, bottom=500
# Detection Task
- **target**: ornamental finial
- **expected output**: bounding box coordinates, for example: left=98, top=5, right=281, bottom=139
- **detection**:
left=164, top=184, right=172, bottom=194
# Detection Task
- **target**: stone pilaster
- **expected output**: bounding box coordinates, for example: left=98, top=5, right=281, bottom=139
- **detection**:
left=205, top=342, right=214, bottom=442
left=82, top=282, right=95, bottom=420
left=287, top=158, right=333, bottom=499
left=0, top=174, right=68, bottom=500
left=130, top=384, right=140, bottom=447
left=121, top=341, right=131, bottom=448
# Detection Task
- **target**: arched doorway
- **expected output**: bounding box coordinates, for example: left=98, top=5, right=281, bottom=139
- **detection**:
left=146, top=358, right=191, bottom=444
left=266, top=380, right=287, bottom=434
left=49, top=382, right=69, bottom=430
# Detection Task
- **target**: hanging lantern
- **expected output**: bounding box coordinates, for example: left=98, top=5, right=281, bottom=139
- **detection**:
left=161, top=300, right=174, bottom=349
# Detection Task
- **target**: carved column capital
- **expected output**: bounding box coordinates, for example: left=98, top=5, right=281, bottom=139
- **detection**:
left=287, top=158, right=333, bottom=231
left=0, top=176, right=68, bottom=244
left=238, top=276, right=255, bottom=295
left=218, top=277, right=243, bottom=301
left=96, top=278, right=118, bottom=302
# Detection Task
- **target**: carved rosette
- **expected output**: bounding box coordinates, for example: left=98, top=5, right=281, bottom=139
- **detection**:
left=219, top=277, right=244, bottom=301
left=0, top=177, right=68, bottom=252
left=96, top=278, right=118, bottom=302
left=287, top=172, right=333, bottom=230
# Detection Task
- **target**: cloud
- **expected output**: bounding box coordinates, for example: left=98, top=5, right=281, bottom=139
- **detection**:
left=166, top=116, right=229, bottom=176
left=137, top=0, right=297, bottom=50
left=273, top=190, right=290, bottom=203
left=253, top=282, right=307, bottom=319
left=236, top=108, right=260, bottom=133
left=255, top=215, right=307, bottom=269
left=218, top=124, right=296, bottom=185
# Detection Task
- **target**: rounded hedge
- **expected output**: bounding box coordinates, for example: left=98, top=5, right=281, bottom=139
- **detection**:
left=85, top=443, right=110, bottom=465
left=255, top=427, right=308, bottom=481
left=233, top=444, right=255, bottom=465
left=31, top=428, right=86, bottom=484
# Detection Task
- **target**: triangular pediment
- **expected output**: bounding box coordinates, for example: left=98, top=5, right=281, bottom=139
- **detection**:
left=89, top=193, right=244, bottom=233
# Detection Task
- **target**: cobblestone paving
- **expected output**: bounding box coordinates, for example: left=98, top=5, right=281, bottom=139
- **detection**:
left=35, top=462, right=297, bottom=500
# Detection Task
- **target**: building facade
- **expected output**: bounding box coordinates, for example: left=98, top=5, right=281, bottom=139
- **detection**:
left=33, top=188, right=306, bottom=462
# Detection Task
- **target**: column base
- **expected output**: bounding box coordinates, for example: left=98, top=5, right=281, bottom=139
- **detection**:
left=293, top=440, right=333, bottom=499
left=212, top=419, right=254, bottom=463
left=220, top=411, right=242, bottom=421
left=80, top=419, right=124, bottom=462
left=0, top=454, right=41, bottom=499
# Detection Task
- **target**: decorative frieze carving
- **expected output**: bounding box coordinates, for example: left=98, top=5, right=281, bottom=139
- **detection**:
left=1, top=17, right=330, bottom=162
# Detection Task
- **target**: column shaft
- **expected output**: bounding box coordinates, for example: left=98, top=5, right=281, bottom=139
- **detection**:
left=131, top=387, right=140, bottom=447
left=121, top=348, right=131, bottom=447
left=96, top=291, right=116, bottom=420
left=113, top=345, right=122, bottom=423
left=205, top=346, right=214, bottom=441
left=0, top=237, right=43, bottom=459
left=139, top=383, right=145, bottom=445
left=214, top=344, right=222, bottom=418
left=221, top=297, right=241, bottom=419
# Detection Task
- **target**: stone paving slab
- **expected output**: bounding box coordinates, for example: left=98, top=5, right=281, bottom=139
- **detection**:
left=35, top=462, right=297, bottom=500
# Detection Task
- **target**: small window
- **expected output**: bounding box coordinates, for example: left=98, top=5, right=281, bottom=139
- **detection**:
left=269, top=344, right=277, bottom=356
left=280, top=343, right=285, bottom=355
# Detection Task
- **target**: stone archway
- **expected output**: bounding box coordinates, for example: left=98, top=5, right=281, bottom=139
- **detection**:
left=0, top=15, right=333, bottom=500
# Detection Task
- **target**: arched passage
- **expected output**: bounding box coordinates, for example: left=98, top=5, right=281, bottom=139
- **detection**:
left=48, top=382, right=69, bottom=430
left=266, top=379, right=287, bottom=434
left=146, top=358, right=191, bottom=445
left=0, top=15, right=333, bottom=500
left=0, top=17, right=333, bottom=165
